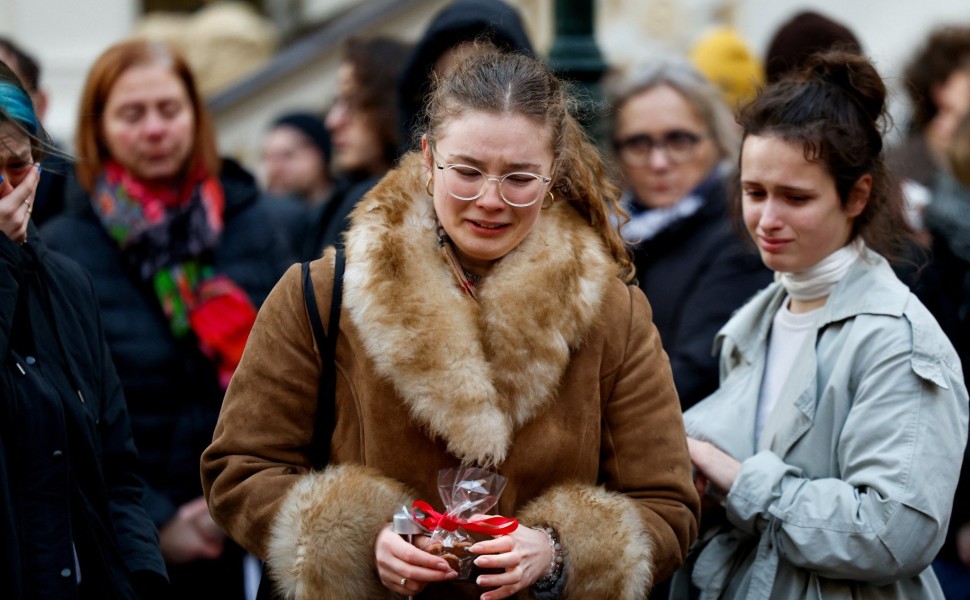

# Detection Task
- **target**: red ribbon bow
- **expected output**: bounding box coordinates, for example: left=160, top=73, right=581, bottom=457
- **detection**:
left=411, top=500, right=519, bottom=535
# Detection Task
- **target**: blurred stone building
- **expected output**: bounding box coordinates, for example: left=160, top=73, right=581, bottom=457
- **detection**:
left=135, top=2, right=278, bottom=97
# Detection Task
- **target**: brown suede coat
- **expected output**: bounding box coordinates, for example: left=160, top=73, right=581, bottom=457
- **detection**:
left=201, top=154, right=699, bottom=599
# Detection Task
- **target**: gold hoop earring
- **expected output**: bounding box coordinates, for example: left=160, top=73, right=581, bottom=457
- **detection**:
left=541, top=190, right=555, bottom=209
left=425, top=176, right=434, bottom=197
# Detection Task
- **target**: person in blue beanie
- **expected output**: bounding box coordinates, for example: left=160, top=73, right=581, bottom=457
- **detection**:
left=0, top=59, right=168, bottom=600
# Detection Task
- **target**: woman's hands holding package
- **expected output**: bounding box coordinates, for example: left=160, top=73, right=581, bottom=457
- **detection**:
left=375, top=521, right=553, bottom=599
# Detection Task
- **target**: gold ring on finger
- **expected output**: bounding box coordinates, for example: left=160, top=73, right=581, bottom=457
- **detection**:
left=400, top=577, right=407, bottom=586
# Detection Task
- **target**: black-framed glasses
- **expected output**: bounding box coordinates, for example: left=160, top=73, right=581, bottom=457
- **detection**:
left=613, top=130, right=705, bottom=166
left=432, top=151, right=552, bottom=208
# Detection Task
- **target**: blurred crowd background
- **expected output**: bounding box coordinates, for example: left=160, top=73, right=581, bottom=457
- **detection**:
left=2, top=0, right=968, bottom=171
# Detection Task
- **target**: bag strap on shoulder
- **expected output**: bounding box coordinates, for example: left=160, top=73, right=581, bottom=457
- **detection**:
left=258, top=248, right=344, bottom=600
left=300, top=246, right=344, bottom=469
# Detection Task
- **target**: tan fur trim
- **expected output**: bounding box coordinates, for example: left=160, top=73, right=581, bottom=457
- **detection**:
left=519, top=483, right=656, bottom=599
left=343, top=153, right=615, bottom=466
left=265, top=464, right=410, bottom=600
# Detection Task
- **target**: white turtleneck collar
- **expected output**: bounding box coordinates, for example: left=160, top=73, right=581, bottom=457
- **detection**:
left=777, top=238, right=865, bottom=301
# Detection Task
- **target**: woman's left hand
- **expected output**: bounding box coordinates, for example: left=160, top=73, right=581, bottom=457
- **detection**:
left=688, top=437, right=741, bottom=498
left=469, top=525, right=553, bottom=600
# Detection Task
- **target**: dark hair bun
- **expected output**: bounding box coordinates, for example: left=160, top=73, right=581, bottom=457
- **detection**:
left=738, top=48, right=913, bottom=264
left=804, top=50, right=886, bottom=125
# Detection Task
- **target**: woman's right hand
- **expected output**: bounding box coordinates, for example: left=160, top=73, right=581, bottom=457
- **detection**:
left=159, top=496, right=225, bottom=565
left=0, top=165, right=39, bottom=244
left=958, top=522, right=970, bottom=567
left=374, top=524, right=458, bottom=595
left=687, top=437, right=740, bottom=498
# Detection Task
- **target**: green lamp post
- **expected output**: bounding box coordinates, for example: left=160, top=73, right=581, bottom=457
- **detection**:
left=547, top=0, right=608, bottom=141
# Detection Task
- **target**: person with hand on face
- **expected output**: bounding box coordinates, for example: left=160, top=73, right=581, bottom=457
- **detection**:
left=202, top=47, right=699, bottom=600
left=0, top=61, right=168, bottom=599
left=0, top=37, right=73, bottom=227
left=674, top=51, right=968, bottom=599
left=607, top=57, right=771, bottom=411
left=40, top=39, right=291, bottom=600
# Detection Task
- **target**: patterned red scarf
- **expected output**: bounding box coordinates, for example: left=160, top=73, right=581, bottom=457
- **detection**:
left=92, top=160, right=257, bottom=389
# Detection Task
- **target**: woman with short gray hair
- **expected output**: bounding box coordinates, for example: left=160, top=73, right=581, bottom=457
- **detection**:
left=607, top=56, right=771, bottom=410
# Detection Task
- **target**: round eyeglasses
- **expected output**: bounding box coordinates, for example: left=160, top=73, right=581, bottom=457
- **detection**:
left=433, top=153, right=552, bottom=208
left=613, top=129, right=705, bottom=167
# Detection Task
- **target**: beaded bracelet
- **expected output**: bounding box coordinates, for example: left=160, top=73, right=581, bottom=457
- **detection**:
left=532, top=526, right=564, bottom=592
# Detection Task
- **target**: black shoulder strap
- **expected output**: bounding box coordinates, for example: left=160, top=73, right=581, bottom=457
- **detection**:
left=300, top=246, right=345, bottom=469
left=258, top=250, right=343, bottom=598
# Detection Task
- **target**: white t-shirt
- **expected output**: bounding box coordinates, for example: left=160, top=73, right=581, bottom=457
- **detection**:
left=755, top=300, right=821, bottom=442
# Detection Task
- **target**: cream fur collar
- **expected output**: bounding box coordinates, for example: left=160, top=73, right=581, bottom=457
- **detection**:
left=343, top=154, right=616, bottom=466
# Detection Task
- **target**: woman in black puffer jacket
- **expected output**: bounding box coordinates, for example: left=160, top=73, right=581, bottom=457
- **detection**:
left=41, top=39, right=292, bottom=599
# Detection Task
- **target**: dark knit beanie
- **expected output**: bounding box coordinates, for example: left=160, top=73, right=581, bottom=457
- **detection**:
left=765, top=11, right=862, bottom=83
left=271, top=112, right=331, bottom=161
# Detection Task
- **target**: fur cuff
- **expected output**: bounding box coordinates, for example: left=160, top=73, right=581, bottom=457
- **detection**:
left=265, top=464, right=411, bottom=600
left=518, top=484, right=655, bottom=600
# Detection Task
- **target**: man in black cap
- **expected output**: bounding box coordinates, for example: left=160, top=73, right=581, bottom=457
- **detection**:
left=261, top=111, right=334, bottom=206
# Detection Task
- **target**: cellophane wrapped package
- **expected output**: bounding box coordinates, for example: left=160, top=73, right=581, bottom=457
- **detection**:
left=412, top=467, right=517, bottom=580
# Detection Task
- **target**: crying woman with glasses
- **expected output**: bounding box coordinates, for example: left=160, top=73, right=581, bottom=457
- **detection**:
left=203, top=46, right=700, bottom=599
left=607, top=57, right=772, bottom=412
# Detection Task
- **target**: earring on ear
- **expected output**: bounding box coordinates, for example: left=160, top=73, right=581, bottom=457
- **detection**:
left=426, top=176, right=434, bottom=197
left=541, top=190, right=556, bottom=209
